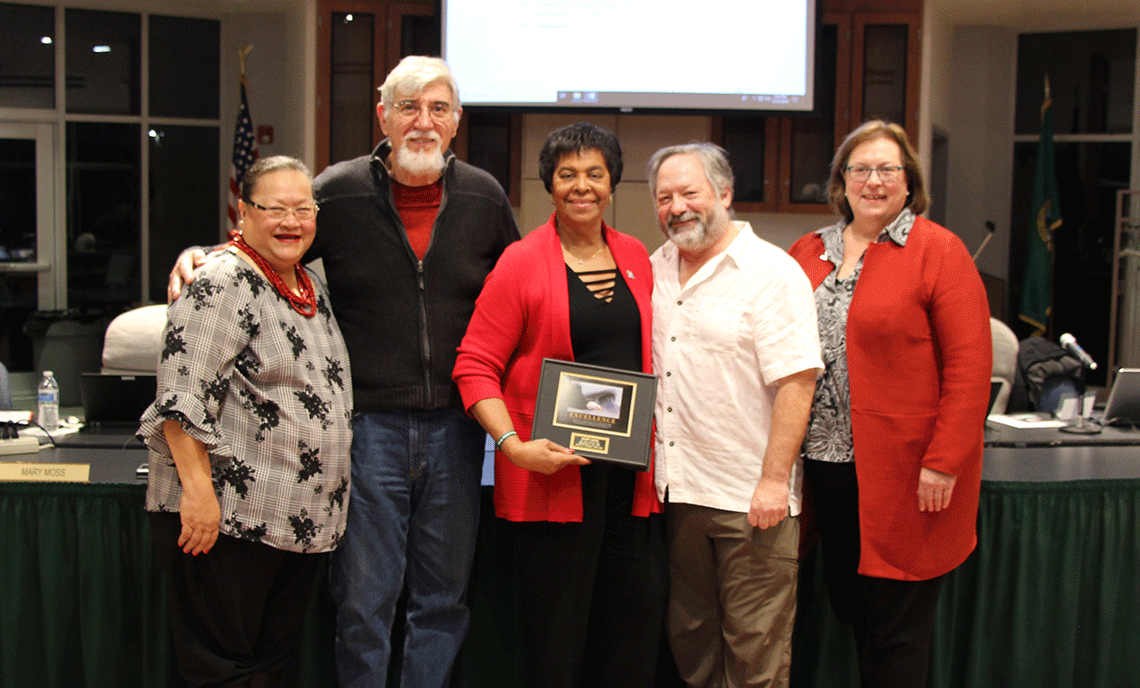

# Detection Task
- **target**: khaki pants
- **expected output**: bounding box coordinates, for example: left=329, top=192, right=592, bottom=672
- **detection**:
left=666, top=503, right=799, bottom=688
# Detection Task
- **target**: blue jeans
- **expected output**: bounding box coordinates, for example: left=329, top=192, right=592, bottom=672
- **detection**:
left=330, top=409, right=485, bottom=688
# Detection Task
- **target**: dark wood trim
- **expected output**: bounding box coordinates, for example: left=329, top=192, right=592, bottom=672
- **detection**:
left=385, top=2, right=436, bottom=74
left=906, top=13, right=922, bottom=140
left=709, top=116, right=723, bottom=151
left=760, top=116, right=781, bottom=213
left=777, top=12, right=850, bottom=214
left=315, top=0, right=387, bottom=172
left=822, top=0, right=921, bottom=13
left=777, top=118, right=824, bottom=214
left=831, top=12, right=853, bottom=139
left=452, top=115, right=468, bottom=161
left=507, top=112, right=522, bottom=207
left=452, top=111, right=522, bottom=207
left=720, top=116, right=779, bottom=214
left=851, top=11, right=921, bottom=140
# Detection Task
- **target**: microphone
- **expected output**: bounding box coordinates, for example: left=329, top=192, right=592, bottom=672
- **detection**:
left=972, top=221, right=996, bottom=262
left=1059, top=333, right=1098, bottom=370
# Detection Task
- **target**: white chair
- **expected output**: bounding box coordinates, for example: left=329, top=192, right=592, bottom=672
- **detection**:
left=101, top=304, right=168, bottom=374
left=990, top=317, right=1019, bottom=414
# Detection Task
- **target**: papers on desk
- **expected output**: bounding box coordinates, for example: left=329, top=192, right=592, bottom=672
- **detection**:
left=987, top=412, right=1069, bottom=429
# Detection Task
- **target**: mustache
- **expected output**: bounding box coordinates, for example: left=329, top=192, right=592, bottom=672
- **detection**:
left=667, top=211, right=701, bottom=230
left=404, top=130, right=441, bottom=144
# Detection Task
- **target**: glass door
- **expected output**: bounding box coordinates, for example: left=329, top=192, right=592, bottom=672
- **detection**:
left=0, top=122, right=59, bottom=372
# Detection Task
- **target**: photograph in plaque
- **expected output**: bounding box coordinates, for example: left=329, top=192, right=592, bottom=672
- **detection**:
left=531, top=359, right=656, bottom=470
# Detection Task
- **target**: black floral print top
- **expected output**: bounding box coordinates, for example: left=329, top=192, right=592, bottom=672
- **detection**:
left=802, top=208, right=913, bottom=464
left=140, top=250, right=353, bottom=553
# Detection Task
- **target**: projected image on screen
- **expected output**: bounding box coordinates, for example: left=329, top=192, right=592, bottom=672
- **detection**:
left=443, top=0, right=815, bottom=112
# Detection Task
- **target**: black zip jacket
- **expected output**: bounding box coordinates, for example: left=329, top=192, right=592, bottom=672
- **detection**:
left=310, top=141, right=519, bottom=413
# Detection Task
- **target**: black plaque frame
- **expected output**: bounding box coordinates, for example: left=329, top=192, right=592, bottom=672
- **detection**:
left=531, top=358, right=656, bottom=470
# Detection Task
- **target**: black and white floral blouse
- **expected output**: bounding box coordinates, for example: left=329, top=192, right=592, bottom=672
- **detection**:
left=140, top=249, right=353, bottom=553
left=802, top=208, right=913, bottom=464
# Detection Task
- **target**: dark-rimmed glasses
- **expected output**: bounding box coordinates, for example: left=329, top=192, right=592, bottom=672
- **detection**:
left=247, top=200, right=318, bottom=222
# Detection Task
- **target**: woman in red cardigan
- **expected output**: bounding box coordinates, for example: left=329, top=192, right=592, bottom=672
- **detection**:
left=453, top=123, right=665, bottom=688
left=788, top=120, right=991, bottom=688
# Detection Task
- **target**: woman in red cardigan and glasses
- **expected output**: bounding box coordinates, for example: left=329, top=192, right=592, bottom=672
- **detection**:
left=788, top=120, right=991, bottom=688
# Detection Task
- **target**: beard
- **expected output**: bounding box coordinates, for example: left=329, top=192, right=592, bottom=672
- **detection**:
left=393, top=133, right=446, bottom=179
left=662, top=202, right=731, bottom=252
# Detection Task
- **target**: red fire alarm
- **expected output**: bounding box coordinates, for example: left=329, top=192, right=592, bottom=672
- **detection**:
left=257, top=125, right=274, bottom=145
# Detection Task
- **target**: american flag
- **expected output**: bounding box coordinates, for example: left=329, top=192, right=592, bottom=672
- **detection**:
left=228, top=77, right=258, bottom=231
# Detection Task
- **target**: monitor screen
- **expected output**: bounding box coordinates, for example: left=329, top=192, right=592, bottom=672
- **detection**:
left=442, top=0, right=816, bottom=113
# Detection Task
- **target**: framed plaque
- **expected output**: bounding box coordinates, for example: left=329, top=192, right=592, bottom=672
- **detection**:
left=531, top=359, right=656, bottom=471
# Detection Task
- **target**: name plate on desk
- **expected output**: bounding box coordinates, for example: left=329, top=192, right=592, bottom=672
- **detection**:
left=0, top=462, right=91, bottom=482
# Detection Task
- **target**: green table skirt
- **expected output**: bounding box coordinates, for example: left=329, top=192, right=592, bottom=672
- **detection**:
left=3, top=479, right=1138, bottom=687
left=792, top=478, right=1140, bottom=688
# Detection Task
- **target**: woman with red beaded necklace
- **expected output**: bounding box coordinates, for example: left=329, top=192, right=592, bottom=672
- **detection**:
left=230, top=161, right=319, bottom=315
left=140, top=156, right=352, bottom=688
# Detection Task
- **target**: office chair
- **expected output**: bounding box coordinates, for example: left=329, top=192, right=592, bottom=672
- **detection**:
left=990, top=317, right=1018, bottom=414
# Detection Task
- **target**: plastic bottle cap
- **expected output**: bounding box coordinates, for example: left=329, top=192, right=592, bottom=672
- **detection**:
left=43, top=370, right=53, bottom=376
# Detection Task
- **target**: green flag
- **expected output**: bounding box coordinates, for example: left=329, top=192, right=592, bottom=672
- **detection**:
left=1019, top=76, right=1062, bottom=335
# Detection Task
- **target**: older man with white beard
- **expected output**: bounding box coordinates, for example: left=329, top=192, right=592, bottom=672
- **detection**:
left=168, top=56, right=519, bottom=688
left=311, top=56, right=520, bottom=688
left=648, top=143, right=822, bottom=688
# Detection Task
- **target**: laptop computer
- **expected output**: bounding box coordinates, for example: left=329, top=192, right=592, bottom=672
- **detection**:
left=1101, top=368, right=1140, bottom=427
left=80, top=372, right=156, bottom=430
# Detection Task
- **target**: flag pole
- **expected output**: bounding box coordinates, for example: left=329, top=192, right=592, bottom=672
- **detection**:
left=227, top=46, right=258, bottom=234
left=238, top=45, right=251, bottom=79
left=1044, top=74, right=1056, bottom=338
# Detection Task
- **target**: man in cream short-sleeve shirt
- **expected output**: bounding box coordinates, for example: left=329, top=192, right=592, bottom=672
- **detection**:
left=648, top=143, right=822, bottom=688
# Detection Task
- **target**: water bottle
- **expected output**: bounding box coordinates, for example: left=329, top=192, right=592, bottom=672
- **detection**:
left=38, top=370, right=60, bottom=432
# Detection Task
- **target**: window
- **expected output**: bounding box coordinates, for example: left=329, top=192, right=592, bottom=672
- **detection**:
left=149, top=15, right=219, bottom=120
left=0, top=127, right=47, bottom=371
left=0, top=2, right=220, bottom=373
left=1009, top=29, right=1137, bottom=387
left=65, top=9, right=141, bottom=115
left=0, top=3, right=55, bottom=109
left=1015, top=30, right=1135, bottom=136
left=66, top=122, right=141, bottom=310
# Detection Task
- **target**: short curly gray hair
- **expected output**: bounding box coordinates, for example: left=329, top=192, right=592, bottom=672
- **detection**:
left=646, top=143, right=734, bottom=201
left=378, top=56, right=461, bottom=125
